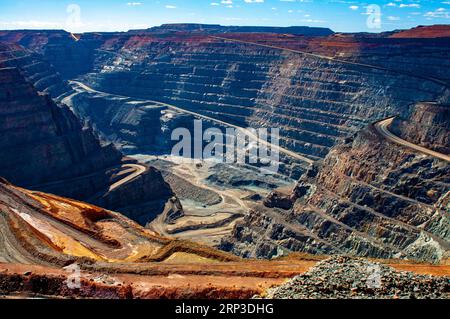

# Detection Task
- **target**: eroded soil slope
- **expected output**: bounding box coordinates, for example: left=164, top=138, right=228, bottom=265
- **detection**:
left=0, top=178, right=448, bottom=299
left=221, top=102, right=450, bottom=263
left=0, top=43, right=178, bottom=226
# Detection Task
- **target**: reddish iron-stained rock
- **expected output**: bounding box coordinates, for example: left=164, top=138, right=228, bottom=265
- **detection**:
left=390, top=25, right=450, bottom=38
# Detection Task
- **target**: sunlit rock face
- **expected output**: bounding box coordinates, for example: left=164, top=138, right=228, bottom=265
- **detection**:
left=78, top=35, right=446, bottom=163
left=0, top=44, right=175, bottom=226
left=1, top=27, right=448, bottom=166
left=392, top=102, right=450, bottom=154
left=220, top=105, right=450, bottom=263
left=0, top=25, right=449, bottom=262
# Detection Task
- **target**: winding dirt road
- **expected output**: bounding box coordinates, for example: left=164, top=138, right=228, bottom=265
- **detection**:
left=70, top=33, right=80, bottom=42
left=108, top=164, right=146, bottom=191
left=374, top=117, right=450, bottom=163
left=85, top=163, right=147, bottom=202
left=70, top=80, right=315, bottom=165
left=29, top=163, right=147, bottom=199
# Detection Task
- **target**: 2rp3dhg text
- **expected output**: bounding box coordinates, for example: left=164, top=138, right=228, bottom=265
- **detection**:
left=175, top=303, right=275, bottom=317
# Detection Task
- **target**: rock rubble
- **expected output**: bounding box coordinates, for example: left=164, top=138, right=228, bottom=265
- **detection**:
left=267, top=256, right=449, bottom=299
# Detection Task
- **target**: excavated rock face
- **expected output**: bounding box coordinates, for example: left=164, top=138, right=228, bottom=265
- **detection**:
left=79, top=34, right=446, bottom=164
left=1, top=27, right=448, bottom=170
left=221, top=117, right=450, bottom=263
left=64, top=90, right=168, bottom=154
left=0, top=48, right=176, bottom=226
left=93, top=166, right=175, bottom=227
left=64, top=90, right=220, bottom=156
left=393, top=102, right=450, bottom=154
left=0, top=66, right=121, bottom=187
left=0, top=42, right=70, bottom=98
left=1, top=26, right=449, bottom=261
left=0, top=30, right=97, bottom=79
left=0, top=180, right=447, bottom=299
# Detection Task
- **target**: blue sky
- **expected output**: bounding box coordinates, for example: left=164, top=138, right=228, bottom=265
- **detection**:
left=0, top=0, right=449, bottom=33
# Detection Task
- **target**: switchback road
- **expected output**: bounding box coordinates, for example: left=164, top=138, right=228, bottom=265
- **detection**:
left=374, top=117, right=450, bottom=163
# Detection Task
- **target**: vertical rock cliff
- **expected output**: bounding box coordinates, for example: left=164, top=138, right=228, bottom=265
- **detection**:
left=221, top=102, right=449, bottom=263
left=392, top=102, right=450, bottom=154
left=0, top=46, right=178, bottom=227
left=1, top=27, right=448, bottom=173
left=0, top=26, right=449, bottom=260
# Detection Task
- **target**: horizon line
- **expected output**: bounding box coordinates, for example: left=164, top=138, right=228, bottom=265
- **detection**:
left=1, top=22, right=449, bottom=35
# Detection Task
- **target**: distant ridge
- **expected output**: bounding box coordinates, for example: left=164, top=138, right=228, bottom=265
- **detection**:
left=146, top=23, right=335, bottom=36
left=390, top=25, right=450, bottom=38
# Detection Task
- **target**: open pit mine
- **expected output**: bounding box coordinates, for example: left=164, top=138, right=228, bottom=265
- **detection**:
left=0, top=24, right=449, bottom=299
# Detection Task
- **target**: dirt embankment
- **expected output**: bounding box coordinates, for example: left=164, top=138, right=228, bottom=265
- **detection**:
left=1, top=177, right=449, bottom=299
left=1, top=256, right=449, bottom=299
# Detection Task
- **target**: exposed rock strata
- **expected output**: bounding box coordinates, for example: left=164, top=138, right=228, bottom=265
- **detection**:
left=0, top=42, right=70, bottom=98
left=0, top=180, right=447, bottom=299
left=2, top=26, right=448, bottom=167
left=0, top=63, right=175, bottom=226
left=392, top=102, right=450, bottom=154
left=81, top=35, right=446, bottom=163
left=221, top=113, right=450, bottom=263
left=1, top=25, right=449, bottom=263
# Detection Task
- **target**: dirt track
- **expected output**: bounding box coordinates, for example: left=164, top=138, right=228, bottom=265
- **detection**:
left=70, top=80, right=314, bottom=164
left=1, top=257, right=449, bottom=299
left=375, top=117, right=450, bottom=163
left=147, top=158, right=249, bottom=246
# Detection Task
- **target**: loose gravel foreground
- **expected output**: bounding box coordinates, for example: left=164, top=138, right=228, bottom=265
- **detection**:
left=266, top=256, right=449, bottom=299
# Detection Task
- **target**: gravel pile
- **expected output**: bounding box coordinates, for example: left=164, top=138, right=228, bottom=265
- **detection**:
left=267, top=256, right=449, bottom=299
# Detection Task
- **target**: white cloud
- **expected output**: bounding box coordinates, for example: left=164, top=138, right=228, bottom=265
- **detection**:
left=349, top=5, right=359, bottom=10
left=0, top=20, right=61, bottom=28
left=424, top=7, right=450, bottom=18
left=399, top=4, right=420, bottom=8
left=165, top=5, right=176, bottom=9
left=127, top=2, right=142, bottom=6
left=300, top=18, right=326, bottom=23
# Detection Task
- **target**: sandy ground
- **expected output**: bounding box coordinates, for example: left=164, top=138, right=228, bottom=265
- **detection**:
left=134, top=155, right=292, bottom=246
left=1, top=258, right=448, bottom=299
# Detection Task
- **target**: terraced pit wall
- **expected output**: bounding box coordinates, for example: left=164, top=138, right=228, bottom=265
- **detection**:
left=220, top=104, right=450, bottom=263
left=0, top=43, right=177, bottom=226
left=1, top=31, right=448, bottom=174
left=49, top=34, right=450, bottom=160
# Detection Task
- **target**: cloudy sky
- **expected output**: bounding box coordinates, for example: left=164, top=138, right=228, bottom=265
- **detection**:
left=0, top=0, right=448, bottom=33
